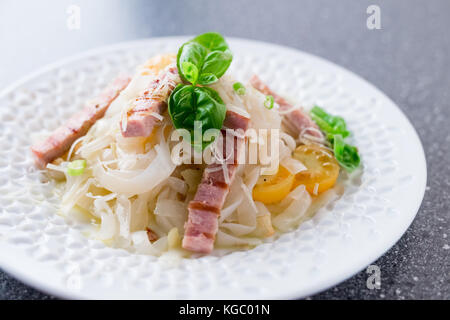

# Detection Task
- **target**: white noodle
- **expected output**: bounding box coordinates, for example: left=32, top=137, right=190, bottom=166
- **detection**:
left=67, top=136, right=86, bottom=161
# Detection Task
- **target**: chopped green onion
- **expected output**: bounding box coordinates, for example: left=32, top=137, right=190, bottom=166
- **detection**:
left=67, top=159, right=86, bottom=176
left=264, top=95, right=274, bottom=109
left=310, top=106, right=350, bottom=138
left=333, top=134, right=360, bottom=172
left=310, top=113, right=335, bottom=135
left=232, top=82, right=246, bottom=95
left=309, top=106, right=360, bottom=172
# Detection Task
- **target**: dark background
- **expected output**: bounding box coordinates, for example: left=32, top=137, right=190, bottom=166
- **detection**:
left=0, top=0, right=449, bottom=299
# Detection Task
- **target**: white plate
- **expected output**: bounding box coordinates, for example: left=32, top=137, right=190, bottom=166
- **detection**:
left=0, top=37, right=426, bottom=299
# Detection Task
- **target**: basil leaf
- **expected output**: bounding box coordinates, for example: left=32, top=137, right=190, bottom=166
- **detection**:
left=192, top=32, right=230, bottom=52
left=199, top=51, right=232, bottom=83
left=333, top=134, right=360, bottom=172
left=198, top=73, right=219, bottom=85
left=168, top=84, right=226, bottom=149
left=177, top=32, right=232, bottom=85
left=168, top=84, right=196, bottom=129
left=177, top=42, right=207, bottom=84
left=193, top=86, right=226, bottom=131
left=181, top=61, right=199, bottom=84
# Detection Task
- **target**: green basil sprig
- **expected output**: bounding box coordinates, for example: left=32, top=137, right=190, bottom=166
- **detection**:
left=177, top=32, right=233, bottom=85
left=310, top=106, right=360, bottom=172
left=169, top=32, right=232, bottom=150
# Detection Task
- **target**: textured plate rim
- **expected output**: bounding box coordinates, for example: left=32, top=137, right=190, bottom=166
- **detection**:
left=0, top=36, right=427, bottom=300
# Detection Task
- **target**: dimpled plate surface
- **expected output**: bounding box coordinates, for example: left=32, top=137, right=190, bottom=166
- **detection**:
left=0, top=37, right=426, bottom=299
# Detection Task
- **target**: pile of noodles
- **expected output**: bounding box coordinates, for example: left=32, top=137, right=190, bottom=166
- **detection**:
left=46, top=57, right=341, bottom=257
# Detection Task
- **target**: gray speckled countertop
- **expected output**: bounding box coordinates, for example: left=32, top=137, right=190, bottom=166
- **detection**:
left=0, top=0, right=449, bottom=300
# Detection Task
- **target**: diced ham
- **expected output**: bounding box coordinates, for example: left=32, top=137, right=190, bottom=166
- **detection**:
left=146, top=227, right=159, bottom=242
left=250, top=75, right=323, bottom=139
left=121, top=66, right=180, bottom=137
left=31, top=75, right=131, bottom=169
left=182, top=110, right=250, bottom=253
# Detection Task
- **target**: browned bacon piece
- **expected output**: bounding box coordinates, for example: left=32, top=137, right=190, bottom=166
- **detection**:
left=120, top=66, right=180, bottom=137
left=250, top=74, right=323, bottom=139
left=182, top=110, right=250, bottom=253
left=31, top=75, right=131, bottom=169
left=146, top=227, right=159, bottom=242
